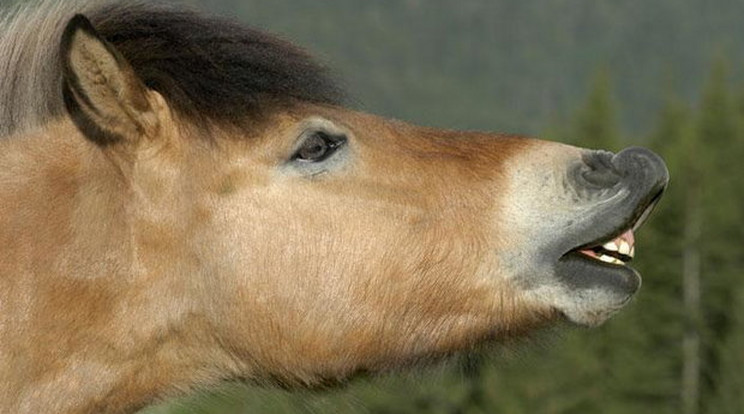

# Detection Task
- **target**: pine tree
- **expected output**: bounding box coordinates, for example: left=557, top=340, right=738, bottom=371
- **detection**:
left=700, top=66, right=744, bottom=414
left=708, top=288, right=744, bottom=414
left=688, top=58, right=742, bottom=414
left=571, top=68, right=622, bottom=150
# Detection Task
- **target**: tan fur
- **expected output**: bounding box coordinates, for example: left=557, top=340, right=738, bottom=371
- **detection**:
left=0, top=97, right=564, bottom=412
left=0, top=4, right=637, bottom=414
left=65, top=25, right=155, bottom=140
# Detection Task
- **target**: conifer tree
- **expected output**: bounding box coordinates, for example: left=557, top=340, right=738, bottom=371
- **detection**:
left=708, top=288, right=744, bottom=414
left=686, top=58, right=741, bottom=414
left=571, top=68, right=621, bottom=150
left=698, top=65, right=744, bottom=414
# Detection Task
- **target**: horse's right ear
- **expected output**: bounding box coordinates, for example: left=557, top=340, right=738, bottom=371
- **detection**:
left=60, top=15, right=159, bottom=146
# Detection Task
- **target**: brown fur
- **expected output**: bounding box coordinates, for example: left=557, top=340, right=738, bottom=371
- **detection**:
left=0, top=2, right=662, bottom=414
left=0, top=106, right=555, bottom=413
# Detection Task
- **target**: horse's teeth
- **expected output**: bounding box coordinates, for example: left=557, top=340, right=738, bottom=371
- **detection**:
left=629, top=246, right=635, bottom=258
left=593, top=253, right=625, bottom=266
left=603, top=241, right=619, bottom=252
left=619, top=241, right=631, bottom=256
left=599, top=255, right=615, bottom=263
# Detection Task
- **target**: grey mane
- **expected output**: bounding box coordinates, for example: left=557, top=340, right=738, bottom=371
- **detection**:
left=0, top=0, right=95, bottom=138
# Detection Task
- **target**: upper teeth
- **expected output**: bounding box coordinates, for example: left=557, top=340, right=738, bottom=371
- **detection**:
left=602, top=240, right=633, bottom=257
left=603, top=241, right=619, bottom=252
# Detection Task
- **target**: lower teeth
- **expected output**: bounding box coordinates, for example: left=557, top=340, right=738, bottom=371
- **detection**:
left=598, top=254, right=624, bottom=265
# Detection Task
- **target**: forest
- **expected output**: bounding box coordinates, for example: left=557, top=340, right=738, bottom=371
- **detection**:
left=4, top=0, right=740, bottom=413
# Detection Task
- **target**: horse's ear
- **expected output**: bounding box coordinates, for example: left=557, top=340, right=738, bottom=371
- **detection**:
left=60, top=15, right=158, bottom=146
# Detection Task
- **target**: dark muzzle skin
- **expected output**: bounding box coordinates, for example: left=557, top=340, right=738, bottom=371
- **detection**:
left=553, top=147, right=669, bottom=322
left=565, top=147, right=669, bottom=249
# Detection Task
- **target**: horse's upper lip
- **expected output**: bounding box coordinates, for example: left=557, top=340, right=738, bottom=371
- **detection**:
left=555, top=147, right=669, bottom=260
left=567, top=185, right=664, bottom=256
left=557, top=180, right=665, bottom=276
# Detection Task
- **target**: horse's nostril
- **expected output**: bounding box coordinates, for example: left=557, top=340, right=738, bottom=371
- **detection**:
left=579, top=150, right=622, bottom=188
left=612, top=147, right=669, bottom=181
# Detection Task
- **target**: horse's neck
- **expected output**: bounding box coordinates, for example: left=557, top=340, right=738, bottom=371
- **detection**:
left=0, top=122, right=127, bottom=283
left=0, top=124, right=118, bottom=410
left=0, top=124, right=212, bottom=413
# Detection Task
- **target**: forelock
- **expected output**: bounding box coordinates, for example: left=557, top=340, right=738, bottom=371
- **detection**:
left=89, top=2, right=344, bottom=128
left=0, top=0, right=344, bottom=137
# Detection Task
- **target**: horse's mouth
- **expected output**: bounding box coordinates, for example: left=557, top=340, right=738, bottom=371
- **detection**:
left=553, top=183, right=665, bottom=316
left=521, top=147, right=669, bottom=326
left=574, top=228, right=635, bottom=266
left=561, top=184, right=664, bottom=271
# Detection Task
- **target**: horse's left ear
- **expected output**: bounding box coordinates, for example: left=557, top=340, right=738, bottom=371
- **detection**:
left=60, top=14, right=159, bottom=146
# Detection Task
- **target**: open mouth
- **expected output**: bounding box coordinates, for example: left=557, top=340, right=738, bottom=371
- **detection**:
left=577, top=229, right=635, bottom=266
left=549, top=147, right=669, bottom=326
left=562, top=187, right=664, bottom=269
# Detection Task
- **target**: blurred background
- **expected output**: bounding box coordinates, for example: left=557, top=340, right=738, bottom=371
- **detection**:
left=97, top=0, right=741, bottom=413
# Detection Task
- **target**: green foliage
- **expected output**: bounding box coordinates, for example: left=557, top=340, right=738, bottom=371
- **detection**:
left=571, top=68, right=621, bottom=150
left=708, top=288, right=744, bottom=414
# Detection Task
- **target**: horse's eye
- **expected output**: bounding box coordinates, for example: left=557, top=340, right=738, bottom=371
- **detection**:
left=293, top=132, right=346, bottom=163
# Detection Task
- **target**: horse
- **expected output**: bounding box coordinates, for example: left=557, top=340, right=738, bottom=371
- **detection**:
left=0, top=1, right=668, bottom=413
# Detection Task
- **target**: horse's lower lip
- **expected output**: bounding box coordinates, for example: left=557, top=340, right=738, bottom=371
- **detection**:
left=556, top=251, right=641, bottom=295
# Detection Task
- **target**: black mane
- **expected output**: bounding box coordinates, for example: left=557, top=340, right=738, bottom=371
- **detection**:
left=88, top=2, right=343, bottom=127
